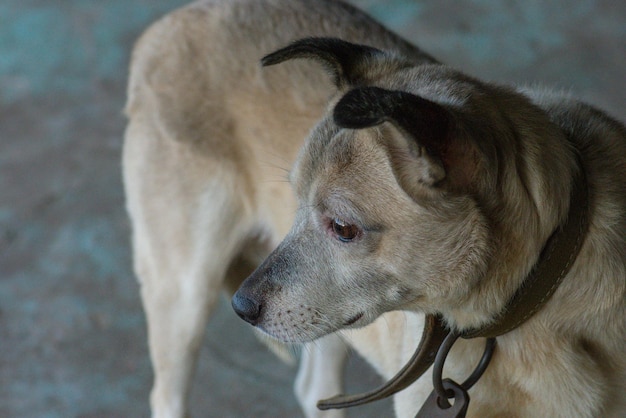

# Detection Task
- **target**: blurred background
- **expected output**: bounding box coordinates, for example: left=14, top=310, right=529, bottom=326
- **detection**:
left=1, top=0, right=624, bottom=417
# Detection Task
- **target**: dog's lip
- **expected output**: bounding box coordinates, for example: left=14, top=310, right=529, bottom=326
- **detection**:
left=344, top=312, right=364, bottom=326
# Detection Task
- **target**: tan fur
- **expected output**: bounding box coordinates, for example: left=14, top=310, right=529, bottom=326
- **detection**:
left=238, top=60, right=626, bottom=416
left=124, top=0, right=626, bottom=417
left=233, top=13, right=626, bottom=418
left=124, top=1, right=437, bottom=417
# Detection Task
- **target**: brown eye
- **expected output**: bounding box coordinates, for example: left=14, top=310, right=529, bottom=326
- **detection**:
left=331, top=218, right=359, bottom=242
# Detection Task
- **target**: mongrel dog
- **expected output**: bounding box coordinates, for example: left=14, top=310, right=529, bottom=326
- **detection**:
left=124, top=0, right=626, bottom=417
left=232, top=24, right=626, bottom=418
left=123, top=0, right=439, bottom=417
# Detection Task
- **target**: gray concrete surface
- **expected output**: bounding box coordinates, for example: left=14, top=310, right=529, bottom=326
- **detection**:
left=1, top=1, right=624, bottom=417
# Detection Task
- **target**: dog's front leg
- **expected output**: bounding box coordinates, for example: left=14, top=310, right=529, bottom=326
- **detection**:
left=140, top=267, right=222, bottom=418
left=295, top=334, right=348, bottom=418
left=129, top=170, right=248, bottom=418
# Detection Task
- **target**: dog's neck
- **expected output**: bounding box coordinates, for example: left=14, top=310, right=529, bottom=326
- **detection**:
left=462, top=156, right=589, bottom=338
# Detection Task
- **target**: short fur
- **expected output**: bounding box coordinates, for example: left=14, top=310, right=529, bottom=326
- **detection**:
left=123, top=1, right=438, bottom=417
left=232, top=15, right=626, bottom=418
left=124, top=0, right=626, bottom=417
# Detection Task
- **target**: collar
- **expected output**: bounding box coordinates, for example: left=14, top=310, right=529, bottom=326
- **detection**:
left=318, top=156, right=590, bottom=411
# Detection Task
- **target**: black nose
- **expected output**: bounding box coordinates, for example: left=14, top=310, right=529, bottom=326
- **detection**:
left=231, top=293, right=262, bottom=326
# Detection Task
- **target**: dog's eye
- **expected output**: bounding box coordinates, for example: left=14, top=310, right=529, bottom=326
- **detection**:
left=331, top=218, right=359, bottom=242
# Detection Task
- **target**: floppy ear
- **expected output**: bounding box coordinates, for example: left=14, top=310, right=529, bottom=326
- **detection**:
left=334, top=86, right=476, bottom=191
left=261, top=37, right=384, bottom=88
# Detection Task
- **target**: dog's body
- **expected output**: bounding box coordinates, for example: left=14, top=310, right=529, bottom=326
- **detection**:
left=124, top=1, right=437, bottom=417
left=124, top=0, right=626, bottom=417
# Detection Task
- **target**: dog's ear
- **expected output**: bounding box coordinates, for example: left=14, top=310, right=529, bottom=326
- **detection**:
left=334, top=86, right=477, bottom=191
left=261, top=37, right=384, bottom=88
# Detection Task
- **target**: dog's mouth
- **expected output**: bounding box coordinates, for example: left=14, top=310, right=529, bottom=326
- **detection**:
left=344, top=312, right=364, bottom=326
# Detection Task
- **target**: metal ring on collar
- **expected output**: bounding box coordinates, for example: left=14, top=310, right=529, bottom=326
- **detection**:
left=432, top=332, right=497, bottom=409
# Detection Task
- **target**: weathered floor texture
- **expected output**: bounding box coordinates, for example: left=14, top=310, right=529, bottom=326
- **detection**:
left=1, top=0, right=624, bottom=417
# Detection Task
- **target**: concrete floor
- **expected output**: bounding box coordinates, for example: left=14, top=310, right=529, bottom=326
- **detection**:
left=1, top=1, right=624, bottom=417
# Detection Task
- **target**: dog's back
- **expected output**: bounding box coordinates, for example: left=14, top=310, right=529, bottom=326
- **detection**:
left=125, top=0, right=435, bottom=152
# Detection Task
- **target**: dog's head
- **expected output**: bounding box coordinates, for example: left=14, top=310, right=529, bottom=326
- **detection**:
left=233, top=38, right=574, bottom=342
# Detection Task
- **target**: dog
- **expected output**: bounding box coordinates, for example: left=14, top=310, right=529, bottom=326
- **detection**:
left=123, top=0, right=441, bottom=417
left=231, top=33, right=626, bottom=418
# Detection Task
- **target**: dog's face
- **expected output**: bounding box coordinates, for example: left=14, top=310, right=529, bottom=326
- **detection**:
left=233, top=38, right=570, bottom=343
left=235, top=123, right=489, bottom=342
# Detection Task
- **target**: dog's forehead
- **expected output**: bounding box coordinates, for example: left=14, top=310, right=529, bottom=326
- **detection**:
left=291, top=120, right=397, bottom=202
